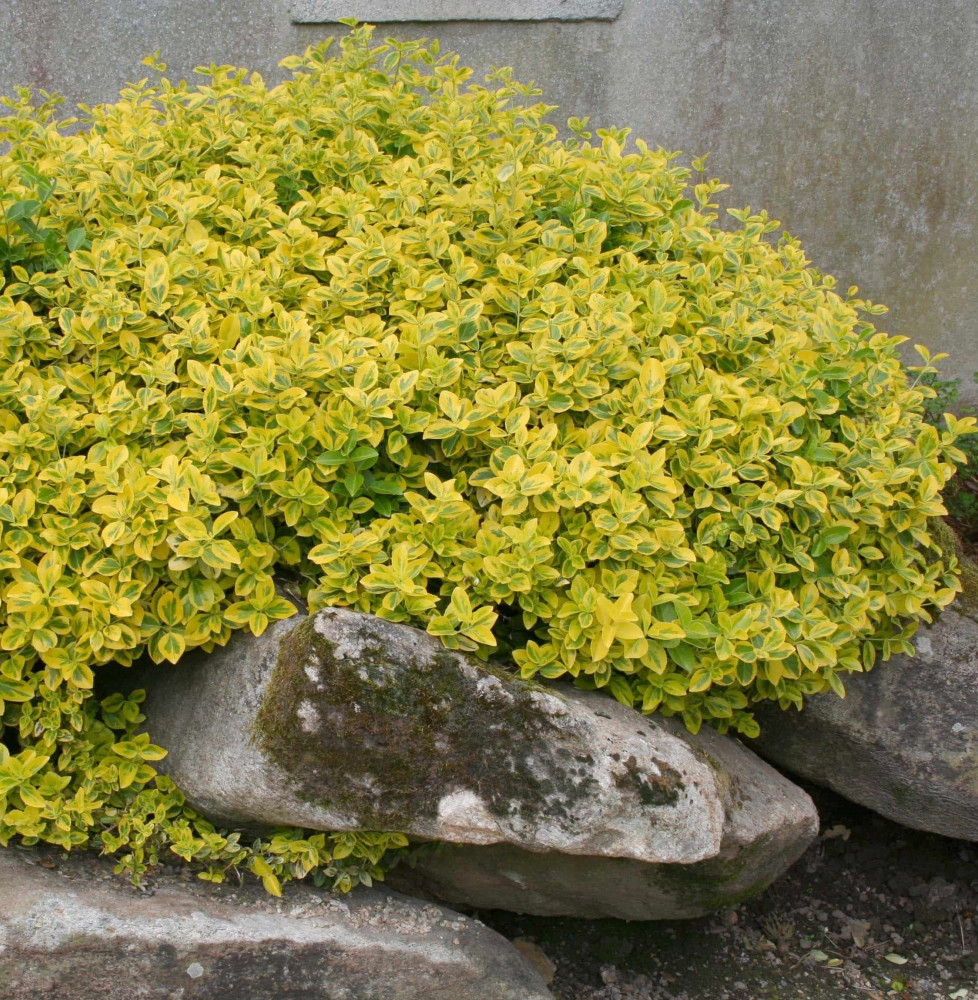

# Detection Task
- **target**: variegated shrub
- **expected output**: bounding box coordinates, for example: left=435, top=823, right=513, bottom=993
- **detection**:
left=0, top=24, right=972, bottom=890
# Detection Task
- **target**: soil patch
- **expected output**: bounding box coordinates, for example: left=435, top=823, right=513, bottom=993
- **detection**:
left=479, top=784, right=978, bottom=1000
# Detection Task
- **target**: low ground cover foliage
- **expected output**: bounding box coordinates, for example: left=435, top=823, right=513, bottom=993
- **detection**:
left=0, top=24, right=972, bottom=889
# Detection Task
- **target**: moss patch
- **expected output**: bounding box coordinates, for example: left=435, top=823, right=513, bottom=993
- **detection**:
left=613, top=754, right=681, bottom=808
left=930, top=517, right=978, bottom=618
left=649, top=832, right=785, bottom=912
left=253, top=612, right=684, bottom=832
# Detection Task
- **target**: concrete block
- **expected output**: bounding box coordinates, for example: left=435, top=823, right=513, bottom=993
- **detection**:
left=291, top=0, right=623, bottom=22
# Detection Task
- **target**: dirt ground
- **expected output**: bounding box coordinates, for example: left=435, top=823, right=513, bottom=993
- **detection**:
left=479, top=785, right=978, bottom=1000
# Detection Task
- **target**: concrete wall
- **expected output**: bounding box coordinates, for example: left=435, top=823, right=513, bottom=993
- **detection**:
left=2, top=1, right=976, bottom=397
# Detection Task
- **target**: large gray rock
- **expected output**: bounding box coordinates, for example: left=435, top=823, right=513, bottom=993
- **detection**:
left=0, top=846, right=553, bottom=1000
left=140, top=608, right=730, bottom=863
left=751, top=603, right=978, bottom=841
left=388, top=712, right=818, bottom=919
left=138, top=608, right=817, bottom=918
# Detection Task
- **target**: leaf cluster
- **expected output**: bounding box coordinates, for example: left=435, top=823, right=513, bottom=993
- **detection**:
left=918, top=369, right=978, bottom=532
left=0, top=24, right=971, bottom=890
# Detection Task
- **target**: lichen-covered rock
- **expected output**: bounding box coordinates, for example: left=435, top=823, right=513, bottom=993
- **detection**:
left=389, top=712, right=818, bottom=919
left=751, top=603, right=978, bottom=840
left=138, top=607, right=817, bottom=916
left=138, top=609, right=712, bottom=861
left=0, top=846, right=553, bottom=1000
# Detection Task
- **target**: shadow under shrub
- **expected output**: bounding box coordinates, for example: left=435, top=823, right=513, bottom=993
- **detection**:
left=0, top=23, right=972, bottom=891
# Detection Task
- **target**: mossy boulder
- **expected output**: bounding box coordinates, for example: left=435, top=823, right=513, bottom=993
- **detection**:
left=137, top=607, right=817, bottom=918
left=389, top=712, right=819, bottom=919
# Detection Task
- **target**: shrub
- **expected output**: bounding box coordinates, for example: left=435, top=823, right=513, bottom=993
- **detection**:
left=919, top=371, right=978, bottom=536
left=0, top=24, right=972, bottom=890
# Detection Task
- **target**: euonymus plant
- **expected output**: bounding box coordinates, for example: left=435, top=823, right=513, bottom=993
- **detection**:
left=0, top=24, right=972, bottom=892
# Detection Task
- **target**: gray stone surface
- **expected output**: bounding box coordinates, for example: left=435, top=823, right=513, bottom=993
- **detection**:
left=141, top=609, right=720, bottom=863
left=292, top=0, right=623, bottom=21
left=389, top=713, right=819, bottom=919
left=0, top=846, right=554, bottom=1000
left=2, top=2, right=977, bottom=399
left=751, top=604, right=978, bottom=841
left=138, top=607, right=817, bottom=919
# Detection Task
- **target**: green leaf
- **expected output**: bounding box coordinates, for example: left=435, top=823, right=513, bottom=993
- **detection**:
left=5, top=200, right=41, bottom=223
left=0, top=677, right=33, bottom=701
left=819, top=525, right=851, bottom=547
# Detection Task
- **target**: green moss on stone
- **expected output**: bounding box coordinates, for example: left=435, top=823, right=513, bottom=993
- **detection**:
left=253, top=612, right=684, bottom=832
left=650, top=832, right=783, bottom=912
left=613, top=754, right=680, bottom=808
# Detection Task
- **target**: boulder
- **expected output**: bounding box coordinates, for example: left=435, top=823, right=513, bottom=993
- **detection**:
left=388, top=711, right=818, bottom=918
left=751, top=602, right=978, bottom=841
left=0, top=846, right=553, bottom=1000
left=137, top=607, right=817, bottom=918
